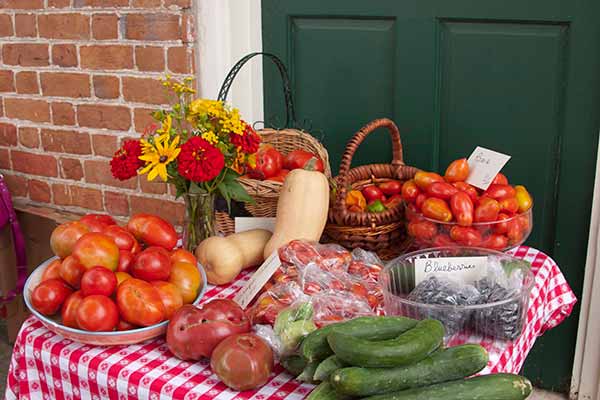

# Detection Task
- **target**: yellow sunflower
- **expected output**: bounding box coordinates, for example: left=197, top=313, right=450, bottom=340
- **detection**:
left=139, top=135, right=181, bottom=181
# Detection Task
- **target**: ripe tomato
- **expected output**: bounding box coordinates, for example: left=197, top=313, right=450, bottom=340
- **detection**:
left=41, top=259, right=62, bottom=282
left=433, top=234, right=455, bottom=247
left=59, top=255, right=86, bottom=288
left=79, top=214, right=117, bottom=232
left=450, top=226, right=483, bottom=246
left=103, top=225, right=140, bottom=253
left=494, top=213, right=512, bottom=234
left=267, top=168, right=290, bottom=183
left=444, top=158, right=469, bottom=182
left=421, top=198, right=452, bottom=222
left=450, top=192, right=474, bottom=227
left=169, top=261, right=202, bottom=304
left=474, top=197, right=500, bottom=223
left=414, top=171, right=444, bottom=190
left=117, top=319, right=138, bottom=331
left=131, top=246, right=171, bottom=281
left=247, top=145, right=283, bottom=179
left=117, top=250, right=134, bottom=273
left=50, top=221, right=89, bottom=259
left=384, top=194, right=403, bottom=209
left=481, top=234, right=509, bottom=250
left=426, top=182, right=459, bottom=200
left=484, top=184, right=516, bottom=200
left=362, top=185, right=385, bottom=203
left=117, top=278, right=166, bottom=327
left=61, top=291, right=84, bottom=328
left=115, top=271, right=132, bottom=286
left=379, top=180, right=402, bottom=196
left=407, top=220, right=438, bottom=240
left=492, top=173, right=509, bottom=185
left=151, top=281, right=183, bottom=319
left=210, top=333, right=273, bottom=391
left=76, top=295, right=119, bottom=332
left=31, top=278, right=73, bottom=316
left=452, top=182, right=479, bottom=203
left=72, top=232, right=119, bottom=271
left=283, top=149, right=324, bottom=172
left=401, top=180, right=420, bottom=203
left=499, top=196, right=519, bottom=214
left=170, top=249, right=197, bottom=266
left=515, top=185, right=533, bottom=213
left=127, top=214, right=177, bottom=251
left=81, top=266, right=118, bottom=297
left=507, top=219, right=525, bottom=244
left=415, top=193, right=427, bottom=210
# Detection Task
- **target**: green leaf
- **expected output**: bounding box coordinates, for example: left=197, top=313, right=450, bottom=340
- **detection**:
left=217, top=169, right=254, bottom=212
left=189, top=181, right=206, bottom=195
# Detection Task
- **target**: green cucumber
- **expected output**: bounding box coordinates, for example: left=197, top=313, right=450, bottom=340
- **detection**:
left=297, top=361, right=320, bottom=383
left=301, top=316, right=417, bottom=362
left=330, top=344, right=488, bottom=397
left=281, top=355, right=307, bottom=376
left=361, top=373, right=532, bottom=400
left=314, top=355, right=346, bottom=382
left=328, top=319, right=444, bottom=367
left=308, top=382, right=349, bottom=400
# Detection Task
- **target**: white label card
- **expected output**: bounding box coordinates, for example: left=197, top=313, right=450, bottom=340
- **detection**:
left=233, top=251, right=281, bottom=309
left=414, top=256, right=488, bottom=285
left=465, top=146, right=511, bottom=190
left=234, top=217, right=276, bottom=233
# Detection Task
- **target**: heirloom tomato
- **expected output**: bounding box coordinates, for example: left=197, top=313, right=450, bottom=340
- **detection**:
left=499, top=196, right=519, bottom=214
left=131, top=246, right=171, bottom=281
left=81, top=266, right=117, bottom=297
left=494, top=213, right=511, bottom=234
left=117, top=250, right=134, bottom=273
left=79, top=214, right=116, bottom=232
left=151, top=281, right=183, bottom=319
left=408, top=220, right=438, bottom=241
left=59, top=255, right=86, bottom=288
left=76, top=295, right=119, bottom=332
left=481, top=234, right=509, bottom=250
left=444, top=158, right=469, bottom=182
left=362, top=185, right=385, bottom=203
left=414, top=171, right=444, bottom=190
left=41, top=259, right=62, bottom=282
left=283, top=149, right=324, bottom=172
left=415, top=193, right=427, bottom=210
left=50, top=221, right=89, bottom=259
left=449, top=226, right=482, bottom=247
left=169, top=261, right=202, bottom=304
left=401, top=180, right=420, bottom=203
left=450, top=192, right=474, bottom=227
left=515, top=185, right=533, bottom=212
left=421, top=198, right=452, bottom=222
left=71, top=232, right=119, bottom=271
left=61, top=291, right=84, bottom=328
left=127, top=214, right=178, bottom=251
left=474, top=197, right=500, bottom=223
left=117, top=278, right=166, bottom=326
left=170, top=249, right=197, bottom=266
left=31, top=278, right=73, bottom=316
left=103, top=225, right=140, bottom=253
left=379, top=180, right=402, bottom=196
left=492, top=173, right=509, bottom=185
left=484, top=184, right=516, bottom=200
left=247, top=145, right=283, bottom=179
left=426, top=182, right=459, bottom=200
left=452, top=182, right=479, bottom=203
left=115, top=271, right=132, bottom=286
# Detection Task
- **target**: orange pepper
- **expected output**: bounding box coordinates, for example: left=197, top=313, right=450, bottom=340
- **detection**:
left=346, top=190, right=366, bottom=211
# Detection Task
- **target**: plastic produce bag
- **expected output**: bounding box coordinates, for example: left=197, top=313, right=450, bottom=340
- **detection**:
left=248, top=282, right=308, bottom=326
left=310, top=290, right=373, bottom=327
left=274, top=302, right=317, bottom=355
left=278, top=240, right=351, bottom=273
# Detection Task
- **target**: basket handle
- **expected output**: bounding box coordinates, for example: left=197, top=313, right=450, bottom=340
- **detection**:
left=217, top=52, right=296, bottom=127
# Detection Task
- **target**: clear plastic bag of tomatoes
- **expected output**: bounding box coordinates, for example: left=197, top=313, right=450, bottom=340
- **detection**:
left=347, top=248, right=385, bottom=282
left=278, top=240, right=352, bottom=273
left=310, top=290, right=374, bottom=327
left=248, top=281, right=308, bottom=326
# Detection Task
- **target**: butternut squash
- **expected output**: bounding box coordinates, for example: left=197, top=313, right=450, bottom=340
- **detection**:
left=263, top=169, right=330, bottom=258
left=196, top=229, right=272, bottom=285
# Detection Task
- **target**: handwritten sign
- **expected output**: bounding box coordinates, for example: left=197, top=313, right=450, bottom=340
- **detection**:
left=235, top=217, right=276, bottom=233
left=233, top=251, right=281, bottom=309
left=465, top=147, right=511, bottom=190
left=414, top=256, right=488, bottom=285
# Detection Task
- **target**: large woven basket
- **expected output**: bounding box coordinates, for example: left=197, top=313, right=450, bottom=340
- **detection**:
left=215, top=53, right=331, bottom=235
left=323, top=118, right=418, bottom=260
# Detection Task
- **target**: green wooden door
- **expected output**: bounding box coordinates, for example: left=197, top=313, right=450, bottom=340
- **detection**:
left=263, top=0, right=600, bottom=390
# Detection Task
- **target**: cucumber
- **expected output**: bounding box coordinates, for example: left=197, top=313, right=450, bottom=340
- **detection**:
left=330, top=344, right=488, bottom=397
left=308, top=382, right=349, bottom=400
left=314, top=355, right=346, bottom=382
left=361, top=373, right=532, bottom=400
left=297, top=361, right=320, bottom=383
left=281, top=354, right=307, bottom=376
left=301, top=316, right=417, bottom=362
left=328, top=319, right=444, bottom=367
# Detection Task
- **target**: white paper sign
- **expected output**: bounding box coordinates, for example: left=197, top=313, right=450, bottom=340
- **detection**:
left=233, top=251, right=281, bottom=309
left=465, top=146, right=511, bottom=190
left=414, top=256, right=488, bottom=285
left=234, top=217, right=276, bottom=233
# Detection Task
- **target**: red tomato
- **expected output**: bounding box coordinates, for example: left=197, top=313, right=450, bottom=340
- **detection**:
left=50, top=221, right=89, bottom=259
left=127, top=214, right=178, bottom=251
left=444, top=158, right=469, bottom=182
left=474, top=197, right=500, bottom=223
left=450, top=192, right=474, bottom=227
left=117, top=250, right=134, bottom=273
left=484, top=184, right=516, bottom=200
left=350, top=283, right=368, bottom=299
left=115, top=271, right=132, bottom=286
left=415, top=193, right=427, bottom=210
left=76, top=295, right=119, bottom=332
left=117, top=319, right=138, bottom=331
left=414, top=171, right=444, bottom=190
left=169, top=261, right=202, bottom=304
left=452, top=182, right=479, bottom=203
left=61, top=291, right=84, bottom=328
left=481, top=234, right=509, bottom=250
left=210, top=333, right=273, bottom=391
left=31, top=279, right=73, bottom=316
left=408, top=220, right=438, bottom=240
left=79, top=214, right=117, bottom=232
left=72, top=232, right=120, bottom=271
left=81, top=266, right=118, bottom=297
left=384, top=194, right=403, bottom=209
left=433, top=234, right=455, bottom=247
left=499, top=196, right=519, bottom=214
left=131, top=246, right=171, bottom=281
left=379, top=180, right=402, bottom=196
left=507, top=219, right=525, bottom=244
left=401, top=180, right=420, bottom=203
left=117, top=278, right=166, bottom=327
left=450, top=226, right=483, bottom=246
left=170, top=249, right=197, bottom=266
left=103, top=225, right=140, bottom=253
left=247, top=145, right=283, bottom=179
left=421, top=198, right=452, bottom=222
left=492, top=173, right=509, bottom=185
left=151, top=281, right=183, bottom=319
left=283, top=149, right=324, bottom=172
left=41, top=259, right=62, bottom=282
left=426, top=182, right=459, bottom=200
left=59, top=255, right=86, bottom=288
left=362, top=185, right=385, bottom=203
left=167, top=300, right=251, bottom=360
left=494, top=213, right=512, bottom=234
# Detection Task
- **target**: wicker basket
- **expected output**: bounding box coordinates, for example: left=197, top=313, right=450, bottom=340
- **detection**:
left=215, top=53, right=331, bottom=235
left=323, top=118, right=418, bottom=260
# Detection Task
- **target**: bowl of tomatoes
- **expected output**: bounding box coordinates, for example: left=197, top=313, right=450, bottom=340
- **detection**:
left=403, top=158, right=533, bottom=251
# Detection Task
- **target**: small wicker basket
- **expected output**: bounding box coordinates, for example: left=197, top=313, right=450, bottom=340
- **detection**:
left=323, top=118, right=418, bottom=260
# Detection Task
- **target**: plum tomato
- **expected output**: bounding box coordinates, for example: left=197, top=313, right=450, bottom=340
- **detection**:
left=426, top=182, right=459, bottom=200
left=484, top=184, right=516, bottom=200
left=117, top=250, right=135, bottom=273
left=127, top=214, right=178, bottom=251
left=379, top=180, right=402, bottom=196
left=59, top=255, right=86, bottom=288
left=414, top=171, right=444, bottom=190
left=170, top=249, right=197, bottom=266
left=432, top=234, right=455, bottom=247
left=515, top=185, right=533, bottom=213
left=499, top=196, right=519, bottom=214
left=61, top=291, right=84, bottom=328
left=76, top=295, right=119, bottom=332
left=450, top=191, right=474, bottom=227
left=450, top=226, right=483, bottom=247
left=494, top=213, right=512, bottom=234
left=50, top=221, right=89, bottom=259
left=401, top=180, right=420, bottom=203
left=474, top=197, right=500, bottom=223
left=421, top=198, right=453, bottom=222
left=31, top=278, right=73, bottom=316
left=444, top=158, right=469, bottom=183
left=362, top=185, right=385, bottom=203
left=131, top=246, right=171, bottom=281
left=415, top=193, right=427, bottom=210
left=492, top=173, right=509, bottom=185
left=481, top=234, right=509, bottom=250
left=41, top=259, right=62, bottom=282
left=407, top=220, right=438, bottom=241
left=79, top=214, right=117, bottom=232
left=103, top=225, right=140, bottom=253
left=452, top=182, right=479, bottom=203
left=151, top=281, right=183, bottom=319
left=169, top=261, right=202, bottom=304
left=81, top=266, right=118, bottom=297
left=71, top=232, right=120, bottom=271
left=117, top=278, right=166, bottom=327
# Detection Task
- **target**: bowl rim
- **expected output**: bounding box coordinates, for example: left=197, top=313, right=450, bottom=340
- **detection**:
left=24, top=256, right=208, bottom=337
left=380, top=246, right=535, bottom=310
left=406, top=203, right=533, bottom=226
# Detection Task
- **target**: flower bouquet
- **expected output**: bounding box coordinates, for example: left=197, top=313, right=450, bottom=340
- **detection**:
left=110, top=77, right=261, bottom=251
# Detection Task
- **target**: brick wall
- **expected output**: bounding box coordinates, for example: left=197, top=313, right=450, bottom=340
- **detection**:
left=0, top=0, right=195, bottom=226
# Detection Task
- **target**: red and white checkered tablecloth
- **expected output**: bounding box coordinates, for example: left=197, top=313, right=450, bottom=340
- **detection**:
left=4, top=246, right=576, bottom=400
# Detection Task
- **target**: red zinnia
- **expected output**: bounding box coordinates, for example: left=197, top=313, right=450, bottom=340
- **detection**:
left=110, top=140, right=143, bottom=181
left=177, top=137, right=225, bottom=182
left=230, top=123, right=260, bottom=154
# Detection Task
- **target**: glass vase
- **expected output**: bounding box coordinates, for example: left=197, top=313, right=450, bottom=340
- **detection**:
left=182, top=192, right=216, bottom=252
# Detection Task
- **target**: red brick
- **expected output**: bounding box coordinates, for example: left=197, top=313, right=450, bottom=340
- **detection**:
left=52, top=183, right=70, bottom=205
left=15, top=71, right=39, bottom=94
left=38, top=13, right=90, bottom=40
left=78, top=104, right=131, bottom=130
left=18, top=127, right=39, bottom=148
left=5, top=98, right=50, bottom=122
left=0, top=98, right=3, bottom=118
left=0, top=123, right=16, bottom=146
left=125, top=13, right=181, bottom=41
left=11, top=150, right=57, bottom=177
left=92, top=134, right=118, bottom=157
left=41, top=129, right=92, bottom=155
left=93, top=75, right=119, bottom=99
left=167, top=46, right=191, bottom=74
left=48, top=0, right=71, bottom=7
left=135, top=46, right=164, bottom=72
left=71, top=186, right=103, bottom=211
left=41, top=72, right=90, bottom=98
left=92, top=13, right=118, bottom=40
left=104, top=191, right=129, bottom=216
left=0, top=148, right=9, bottom=170
left=51, top=44, right=77, bottom=67
left=123, top=77, right=168, bottom=105
left=3, top=174, right=28, bottom=197
left=3, top=43, right=49, bottom=66
left=133, top=108, right=157, bottom=131
left=73, top=0, right=129, bottom=6
left=130, top=195, right=184, bottom=226
left=15, top=14, right=36, bottom=37
left=140, top=178, right=167, bottom=194
left=60, top=157, right=83, bottom=180
left=164, top=0, right=191, bottom=8
left=132, top=0, right=161, bottom=7
left=29, top=179, right=51, bottom=203
left=84, top=159, right=137, bottom=189
left=80, top=45, right=133, bottom=70
left=0, top=13, right=13, bottom=36
left=0, top=70, right=14, bottom=92
left=0, top=0, right=43, bottom=9
left=51, top=102, right=76, bottom=126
